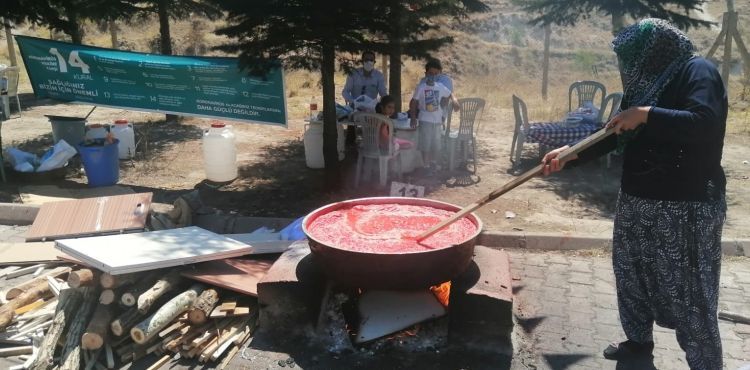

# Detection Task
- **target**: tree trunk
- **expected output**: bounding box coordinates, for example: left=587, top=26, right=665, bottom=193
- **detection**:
left=130, top=284, right=203, bottom=344
left=3, top=18, right=18, bottom=66
left=611, top=12, right=625, bottom=36
left=65, top=10, right=84, bottom=44
left=137, top=271, right=182, bottom=314
left=108, top=20, right=118, bottom=49
left=389, top=51, right=402, bottom=112
left=157, top=0, right=179, bottom=123
left=30, top=289, right=83, bottom=370
left=82, top=304, right=114, bottom=350
left=0, top=280, right=54, bottom=331
left=111, top=307, right=144, bottom=337
left=321, top=44, right=340, bottom=189
left=188, top=288, right=219, bottom=325
left=541, top=24, right=551, bottom=101
left=58, top=287, right=98, bottom=370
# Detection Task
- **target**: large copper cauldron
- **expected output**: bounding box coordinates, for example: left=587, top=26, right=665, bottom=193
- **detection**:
left=302, top=197, right=482, bottom=290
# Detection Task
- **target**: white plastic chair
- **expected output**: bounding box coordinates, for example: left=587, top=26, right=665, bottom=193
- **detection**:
left=443, top=98, right=485, bottom=173
left=568, top=80, right=606, bottom=113
left=0, top=67, right=21, bottom=119
left=511, top=94, right=545, bottom=164
left=600, top=92, right=623, bottom=168
left=354, top=113, right=403, bottom=188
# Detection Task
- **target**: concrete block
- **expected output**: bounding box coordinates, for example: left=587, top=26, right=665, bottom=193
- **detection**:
left=257, top=242, right=325, bottom=337
left=449, top=246, right=513, bottom=353
left=0, top=203, right=40, bottom=225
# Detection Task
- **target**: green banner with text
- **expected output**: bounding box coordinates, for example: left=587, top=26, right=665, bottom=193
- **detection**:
left=15, top=35, right=287, bottom=126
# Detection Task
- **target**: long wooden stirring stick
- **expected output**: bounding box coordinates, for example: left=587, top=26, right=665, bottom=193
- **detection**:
left=415, top=127, right=616, bottom=242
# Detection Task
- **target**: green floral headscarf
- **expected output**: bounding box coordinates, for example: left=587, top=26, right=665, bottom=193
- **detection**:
left=612, top=18, right=697, bottom=150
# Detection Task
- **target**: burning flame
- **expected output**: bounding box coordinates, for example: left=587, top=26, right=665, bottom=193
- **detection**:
left=430, top=281, right=451, bottom=307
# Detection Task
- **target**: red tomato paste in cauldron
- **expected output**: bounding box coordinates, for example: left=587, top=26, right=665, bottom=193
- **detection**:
left=307, top=204, right=477, bottom=253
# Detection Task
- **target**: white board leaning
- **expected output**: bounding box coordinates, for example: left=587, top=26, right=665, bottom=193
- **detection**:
left=55, top=226, right=255, bottom=275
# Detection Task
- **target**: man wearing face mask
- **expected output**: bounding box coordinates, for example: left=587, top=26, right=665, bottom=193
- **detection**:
left=342, top=51, right=387, bottom=106
left=410, top=60, right=460, bottom=173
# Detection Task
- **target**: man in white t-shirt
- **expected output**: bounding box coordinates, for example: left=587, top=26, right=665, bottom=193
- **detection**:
left=409, top=61, right=459, bottom=172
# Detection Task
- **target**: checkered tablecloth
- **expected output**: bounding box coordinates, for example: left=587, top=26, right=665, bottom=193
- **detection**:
left=523, top=121, right=602, bottom=148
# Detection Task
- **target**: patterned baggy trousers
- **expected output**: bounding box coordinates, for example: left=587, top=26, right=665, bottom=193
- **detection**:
left=613, top=191, right=726, bottom=370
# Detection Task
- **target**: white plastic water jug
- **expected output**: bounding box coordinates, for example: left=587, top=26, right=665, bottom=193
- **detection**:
left=303, top=122, right=324, bottom=169
left=202, top=121, right=237, bottom=182
left=111, top=119, right=135, bottom=159
left=303, top=122, right=345, bottom=169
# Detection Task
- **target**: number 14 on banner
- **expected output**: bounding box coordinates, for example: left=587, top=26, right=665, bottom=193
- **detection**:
left=390, top=181, right=425, bottom=198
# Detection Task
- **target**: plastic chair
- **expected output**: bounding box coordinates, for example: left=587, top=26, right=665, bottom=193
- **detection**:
left=0, top=67, right=21, bottom=119
left=511, top=95, right=545, bottom=164
left=354, top=113, right=403, bottom=188
left=568, top=80, right=606, bottom=113
left=444, top=98, right=485, bottom=173
left=600, top=92, right=623, bottom=168
left=599, top=92, right=623, bottom=123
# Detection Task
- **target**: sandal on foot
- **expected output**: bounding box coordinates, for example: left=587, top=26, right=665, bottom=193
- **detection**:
left=603, top=340, right=654, bottom=360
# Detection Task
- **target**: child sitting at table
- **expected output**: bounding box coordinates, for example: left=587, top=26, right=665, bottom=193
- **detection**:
left=376, top=95, right=413, bottom=151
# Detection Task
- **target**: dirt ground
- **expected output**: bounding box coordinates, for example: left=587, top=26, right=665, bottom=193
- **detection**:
left=1, top=93, right=749, bottom=238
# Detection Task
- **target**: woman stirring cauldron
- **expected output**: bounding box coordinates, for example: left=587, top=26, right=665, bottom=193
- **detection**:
left=542, top=18, right=727, bottom=369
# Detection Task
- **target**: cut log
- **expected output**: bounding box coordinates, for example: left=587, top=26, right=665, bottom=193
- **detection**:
left=58, top=287, right=98, bottom=370
left=111, top=308, right=143, bottom=337
left=82, top=304, right=114, bottom=350
left=136, top=271, right=182, bottom=314
left=99, top=289, right=116, bottom=305
left=0, top=279, right=54, bottom=331
left=120, top=273, right=159, bottom=307
left=6, top=266, right=70, bottom=300
left=100, top=272, right=138, bottom=289
left=68, top=269, right=97, bottom=288
left=130, top=284, right=203, bottom=344
left=187, top=288, right=218, bottom=325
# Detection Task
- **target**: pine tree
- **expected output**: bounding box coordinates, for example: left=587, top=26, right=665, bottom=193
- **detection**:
left=211, top=0, right=378, bottom=189
left=516, top=0, right=712, bottom=35
left=370, top=1, right=490, bottom=111
left=134, top=0, right=220, bottom=56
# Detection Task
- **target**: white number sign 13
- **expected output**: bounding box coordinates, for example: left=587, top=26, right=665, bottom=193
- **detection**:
left=390, top=181, right=425, bottom=198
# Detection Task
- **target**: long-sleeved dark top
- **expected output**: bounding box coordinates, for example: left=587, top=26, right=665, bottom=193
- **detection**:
left=575, top=56, right=727, bottom=202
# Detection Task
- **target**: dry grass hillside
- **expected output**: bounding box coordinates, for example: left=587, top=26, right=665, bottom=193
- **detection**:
left=1, top=0, right=749, bottom=126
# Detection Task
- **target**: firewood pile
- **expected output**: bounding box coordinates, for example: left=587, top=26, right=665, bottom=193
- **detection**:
left=0, top=264, right=257, bottom=370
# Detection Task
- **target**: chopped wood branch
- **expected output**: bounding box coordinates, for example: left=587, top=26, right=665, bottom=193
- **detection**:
left=187, top=288, right=218, bottom=325
left=100, top=273, right=138, bottom=289
left=82, top=304, right=114, bottom=350
left=136, top=271, right=182, bottom=314
left=58, top=287, right=98, bottom=370
left=6, top=266, right=70, bottom=300
left=0, top=279, right=54, bottom=331
left=68, top=269, right=97, bottom=288
left=131, top=284, right=203, bottom=344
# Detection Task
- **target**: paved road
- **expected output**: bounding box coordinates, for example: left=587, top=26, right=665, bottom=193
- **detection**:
left=510, top=249, right=750, bottom=370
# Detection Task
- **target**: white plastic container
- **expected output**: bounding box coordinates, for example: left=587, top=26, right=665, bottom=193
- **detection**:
left=111, top=119, right=135, bottom=159
left=303, top=122, right=324, bottom=169
left=202, top=121, right=237, bottom=182
left=303, top=122, right=346, bottom=169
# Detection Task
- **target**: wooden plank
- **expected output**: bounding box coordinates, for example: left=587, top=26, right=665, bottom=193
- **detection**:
left=56, top=227, right=255, bottom=275
left=181, top=257, right=275, bottom=297
left=18, top=185, right=136, bottom=206
left=6, top=264, right=47, bottom=279
left=13, top=299, right=45, bottom=315
left=0, top=242, right=59, bottom=264
left=26, top=193, right=152, bottom=242
left=218, top=302, right=237, bottom=312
